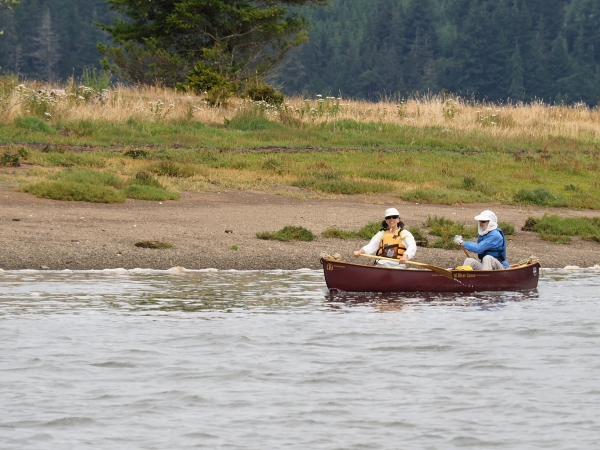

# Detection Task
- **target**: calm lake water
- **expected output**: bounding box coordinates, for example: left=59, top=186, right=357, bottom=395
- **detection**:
left=1, top=268, right=600, bottom=449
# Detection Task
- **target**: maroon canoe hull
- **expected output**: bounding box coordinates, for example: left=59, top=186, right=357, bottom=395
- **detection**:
left=321, top=258, right=540, bottom=293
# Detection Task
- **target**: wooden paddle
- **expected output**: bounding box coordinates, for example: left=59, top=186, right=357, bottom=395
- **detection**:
left=359, top=254, right=455, bottom=279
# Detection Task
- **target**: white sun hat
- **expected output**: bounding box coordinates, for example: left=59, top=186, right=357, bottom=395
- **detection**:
left=384, top=208, right=400, bottom=217
left=474, top=210, right=497, bottom=222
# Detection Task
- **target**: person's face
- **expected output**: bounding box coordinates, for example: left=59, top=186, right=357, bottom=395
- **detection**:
left=386, top=215, right=400, bottom=228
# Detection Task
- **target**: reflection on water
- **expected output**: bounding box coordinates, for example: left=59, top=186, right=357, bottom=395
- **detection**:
left=327, top=289, right=540, bottom=312
left=1, top=268, right=600, bottom=450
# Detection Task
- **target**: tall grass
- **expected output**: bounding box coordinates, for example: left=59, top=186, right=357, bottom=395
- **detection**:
left=2, top=81, right=600, bottom=208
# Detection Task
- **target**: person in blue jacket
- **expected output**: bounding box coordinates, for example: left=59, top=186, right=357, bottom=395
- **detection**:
left=454, top=210, right=509, bottom=270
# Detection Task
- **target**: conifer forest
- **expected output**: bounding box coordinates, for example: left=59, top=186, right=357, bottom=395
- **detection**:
left=1, top=0, right=599, bottom=105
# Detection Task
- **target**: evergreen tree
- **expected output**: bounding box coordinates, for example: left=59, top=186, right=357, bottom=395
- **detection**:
left=508, top=43, right=525, bottom=100
left=98, top=0, right=327, bottom=91
left=30, top=8, right=60, bottom=81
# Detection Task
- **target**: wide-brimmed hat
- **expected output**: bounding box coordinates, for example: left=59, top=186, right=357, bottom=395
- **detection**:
left=474, top=210, right=497, bottom=222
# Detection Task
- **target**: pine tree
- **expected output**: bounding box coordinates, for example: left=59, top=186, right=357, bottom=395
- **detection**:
left=98, top=0, right=327, bottom=91
left=30, top=8, right=60, bottom=82
left=508, top=43, right=525, bottom=100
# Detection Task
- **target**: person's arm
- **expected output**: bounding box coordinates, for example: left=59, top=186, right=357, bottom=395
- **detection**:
left=462, top=231, right=503, bottom=254
left=399, top=230, right=417, bottom=263
left=353, top=231, right=383, bottom=257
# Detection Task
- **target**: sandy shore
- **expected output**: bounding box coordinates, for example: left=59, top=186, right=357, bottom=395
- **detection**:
left=1, top=188, right=600, bottom=271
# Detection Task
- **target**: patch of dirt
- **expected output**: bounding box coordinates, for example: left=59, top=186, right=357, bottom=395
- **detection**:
left=1, top=188, right=599, bottom=270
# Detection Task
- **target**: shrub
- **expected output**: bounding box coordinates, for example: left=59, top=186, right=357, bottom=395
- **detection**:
left=135, top=240, right=173, bottom=249
left=21, top=181, right=125, bottom=203
left=121, top=185, right=180, bottom=201
left=357, top=221, right=383, bottom=239
left=322, top=228, right=359, bottom=239
left=292, top=178, right=390, bottom=195
left=408, top=226, right=428, bottom=247
left=513, top=188, right=567, bottom=207
left=51, top=168, right=125, bottom=188
left=1, top=152, right=20, bottom=167
left=242, top=82, right=285, bottom=105
left=124, top=149, right=150, bottom=159
left=498, top=221, right=515, bottom=235
left=399, top=188, right=489, bottom=205
left=134, top=171, right=163, bottom=188
left=149, top=161, right=197, bottom=177
left=521, top=215, right=600, bottom=244
left=425, top=216, right=476, bottom=249
left=225, top=107, right=276, bottom=131
left=256, top=226, right=315, bottom=242
left=13, top=116, right=56, bottom=134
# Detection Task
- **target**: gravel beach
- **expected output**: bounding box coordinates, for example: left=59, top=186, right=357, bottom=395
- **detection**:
left=1, top=187, right=599, bottom=271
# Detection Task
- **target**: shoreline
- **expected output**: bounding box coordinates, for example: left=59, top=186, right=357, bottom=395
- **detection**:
left=1, top=189, right=600, bottom=271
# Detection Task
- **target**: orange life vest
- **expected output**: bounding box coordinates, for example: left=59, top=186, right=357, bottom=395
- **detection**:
left=377, top=229, right=407, bottom=260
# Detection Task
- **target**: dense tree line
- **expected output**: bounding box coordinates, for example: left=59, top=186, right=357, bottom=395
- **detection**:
left=1, top=0, right=600, bottom=105
left=276, top=0, right=600, bottom=105
left=0, top=0, right=114, bottom=81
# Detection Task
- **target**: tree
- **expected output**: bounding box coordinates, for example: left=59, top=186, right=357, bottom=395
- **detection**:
left=98, top=0, right=327, bottom=93
left=30, top=8, right=60, bottom=82
left=0, top=0, right=19, bottom=35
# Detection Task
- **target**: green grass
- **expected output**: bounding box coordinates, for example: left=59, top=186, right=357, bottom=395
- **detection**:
left=50, top=168, right=125, bottom=188
left=21, top=180, right=126, bottom=203
left=513, top=188, right=568, bottom=207
left=256, top=226, right=315, bottom=242
left=523, top=215, right=600, bottom=244
left=3, top=115, right=600, bottom=208
left=121, top=184, right=181, bottom=201
left=292, top=178, right=390, bottom=195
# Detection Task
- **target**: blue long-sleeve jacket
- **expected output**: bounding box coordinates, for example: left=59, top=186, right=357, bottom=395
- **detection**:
left=463, top=229, right=509, bottom=268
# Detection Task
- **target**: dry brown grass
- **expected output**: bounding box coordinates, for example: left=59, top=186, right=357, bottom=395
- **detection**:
left=3, top=81, right=600, bottom=143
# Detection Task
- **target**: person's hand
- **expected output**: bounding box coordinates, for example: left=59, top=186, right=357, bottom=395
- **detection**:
left=453, top=235, right=463, bottom=245
left=399, top=254, right=408, bottom=264
left=353, top=250, right=362, bottom=257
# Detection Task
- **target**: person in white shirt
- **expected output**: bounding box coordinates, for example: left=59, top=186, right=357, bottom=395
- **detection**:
left=353, top=208, right=417, bottom=268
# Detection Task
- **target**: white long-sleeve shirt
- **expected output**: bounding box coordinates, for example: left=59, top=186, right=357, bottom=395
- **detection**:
left=361, top=229, right=417, bottom=260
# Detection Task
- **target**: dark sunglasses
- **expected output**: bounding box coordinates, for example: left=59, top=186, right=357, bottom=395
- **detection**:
left=385, top=215, right=399, bottom=220
left=479, top=220, right=489, bottom=224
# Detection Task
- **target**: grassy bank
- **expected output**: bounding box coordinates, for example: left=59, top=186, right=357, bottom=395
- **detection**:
left=1, top=78, right=599, bottom=208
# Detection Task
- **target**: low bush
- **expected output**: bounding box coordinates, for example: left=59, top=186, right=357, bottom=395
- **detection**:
left=13, top=116, right=56, bottom=134
left=134, top=240, right=173, bottom=249
left=51, top=168, right=125, bottom=188
left=322, top=228, right=359, bottom=239
left=522, top=215, right=600, bottom=244
left=1, top=152, right=20, bottom=167
left=292, top=178, right=390, bottom=195
left=513, top=188, right=567, bottom=207
left=149, top=161, right=197, bottom=178
left=399, top=188, right=489, bottom=205
left=225, top=107, right=278, bottom=131
left=21, top=180, right=125, bottom=203
left=322, top=221, right=383, bottom=240
left=256, top=225, right=315, bottom=242
left=121, top=185, right=180, bottom=201
left=425, top=216, right=477, bottom=249
left=357, top=221, right=383, bottom=239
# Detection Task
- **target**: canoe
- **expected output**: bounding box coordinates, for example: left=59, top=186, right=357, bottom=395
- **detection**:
left=321, top=258, right=541, bottom=293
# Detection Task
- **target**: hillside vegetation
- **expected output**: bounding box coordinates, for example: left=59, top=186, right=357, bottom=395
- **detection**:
left=1, top=78, right=599, bottom=209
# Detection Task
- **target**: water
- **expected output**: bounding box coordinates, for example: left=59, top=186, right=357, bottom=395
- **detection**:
left=1, top=268, right=600, bottom=449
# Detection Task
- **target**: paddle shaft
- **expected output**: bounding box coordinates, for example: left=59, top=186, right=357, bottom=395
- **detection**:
left=358, top=254, right=454, bottom=279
